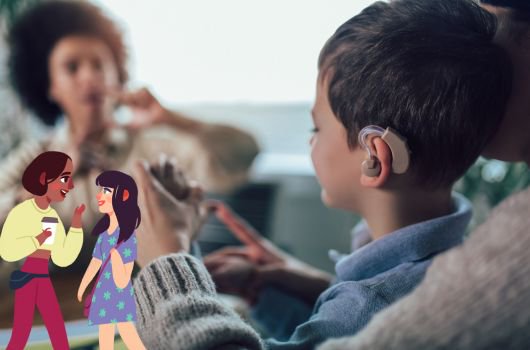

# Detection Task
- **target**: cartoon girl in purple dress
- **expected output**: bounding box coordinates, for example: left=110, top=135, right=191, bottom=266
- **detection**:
left=77, top=170, right=145, bottom=349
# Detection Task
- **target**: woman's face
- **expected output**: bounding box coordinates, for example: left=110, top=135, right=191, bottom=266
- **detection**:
left=45, top=158, right=74, bottom=202
left=48, top=35, right=120, bottom=133
left=96, top=186, right=115, bottom=214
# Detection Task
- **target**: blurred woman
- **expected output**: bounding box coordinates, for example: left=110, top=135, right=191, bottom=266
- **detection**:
left=0, top=0, right=259, bottom=236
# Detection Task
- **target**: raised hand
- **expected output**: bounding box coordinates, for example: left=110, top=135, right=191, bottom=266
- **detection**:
left=71, top=204, right=86, bottom=229
left=148, top=154, right=193, bottom=201
left=109, top=87, right=168, bottom=130
left=133, top=160, right=211, bottom=267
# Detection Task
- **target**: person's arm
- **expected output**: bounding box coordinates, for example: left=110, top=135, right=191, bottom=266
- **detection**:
left=78, top=234, right=106, bottom=301
left=134, top=253, right=264, bottom=350
left=110, top=249, right=133, bottom=289
left=50, top=206, right=85, bottom=267
left=132, top=161, right=263, bottom=349
left=77, top=257, right=103, bottom=302
left=0, top=204, right=42, bottom=261
left=206, top=201, right=333, bottom=304
left=318, top=188, right=530, bottom=350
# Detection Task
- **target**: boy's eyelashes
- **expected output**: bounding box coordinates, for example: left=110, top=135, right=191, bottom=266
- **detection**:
left=310, top=127, right=319, bottom=133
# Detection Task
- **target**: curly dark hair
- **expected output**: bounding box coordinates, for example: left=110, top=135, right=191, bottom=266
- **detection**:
left=8, top=0, right=128, bottom=126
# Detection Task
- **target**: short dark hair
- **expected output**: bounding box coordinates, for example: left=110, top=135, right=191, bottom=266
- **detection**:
left=22, top=151, right=71, bottom=196
left=8, top=0, right=128, bottom=126
left=319, top=0, right=512, bottom=188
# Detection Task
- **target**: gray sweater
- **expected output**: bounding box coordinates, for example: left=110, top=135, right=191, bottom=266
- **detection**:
left=134, top=188, right=530, bottom=350
left=133, top=253, right=263, bottom=350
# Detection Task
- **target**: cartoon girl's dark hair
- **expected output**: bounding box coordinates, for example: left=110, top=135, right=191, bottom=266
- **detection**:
left=22, top=151, right=71, bottom=196
left=91, top=170, right=141, bottom=243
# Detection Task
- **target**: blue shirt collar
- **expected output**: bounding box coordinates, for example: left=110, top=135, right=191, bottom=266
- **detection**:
left=335, top=192, right=472, bottom=282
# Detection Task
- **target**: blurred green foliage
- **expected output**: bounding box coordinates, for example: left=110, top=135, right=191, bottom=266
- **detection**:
left=455, top=158, right=530, bottom=231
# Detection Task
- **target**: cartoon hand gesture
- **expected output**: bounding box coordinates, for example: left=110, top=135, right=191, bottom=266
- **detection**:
left=36, top=228, right=53, bottom=246
left=71, top=204, right=86, bottom=229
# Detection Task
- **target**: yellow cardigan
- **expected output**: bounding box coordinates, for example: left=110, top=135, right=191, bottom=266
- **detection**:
left=0, top=199, right=83, bottom=267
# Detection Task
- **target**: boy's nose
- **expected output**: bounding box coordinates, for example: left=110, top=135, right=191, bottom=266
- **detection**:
left=68, top=178, right=74, bottom=190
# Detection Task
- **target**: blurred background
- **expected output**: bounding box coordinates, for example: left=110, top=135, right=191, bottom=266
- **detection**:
left=0, top=0, right=529, bottom=275
left=0, top=1, right=529, bottom=346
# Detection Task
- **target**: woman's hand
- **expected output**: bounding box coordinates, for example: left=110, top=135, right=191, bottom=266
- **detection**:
left=71, top=204, right=86, bottom=229
left=35, top=228, right=52, bottom=246
left=206, top=201, right=333, bottom=304
left=133, top=160, right=210, bottom=268
left=204, top=250, right=259, bottom=303
left=111, top=87, right=168, bottom=130
left=207, top=200, right=286, bottom=265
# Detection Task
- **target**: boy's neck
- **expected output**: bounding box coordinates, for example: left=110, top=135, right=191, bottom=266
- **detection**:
left=361, top=187, right=453, bottom=240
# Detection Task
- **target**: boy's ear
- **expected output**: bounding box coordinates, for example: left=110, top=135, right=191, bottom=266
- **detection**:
left=360, top=137, right=392, bottom=188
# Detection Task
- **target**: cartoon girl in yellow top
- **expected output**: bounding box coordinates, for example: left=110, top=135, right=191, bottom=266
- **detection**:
left=0, top=151, right=85, bottom=350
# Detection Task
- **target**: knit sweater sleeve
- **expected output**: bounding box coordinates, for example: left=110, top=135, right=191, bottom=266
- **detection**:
left=133, top=253, right=264, bottom=350
left=318, top=188, right=530, bottom=350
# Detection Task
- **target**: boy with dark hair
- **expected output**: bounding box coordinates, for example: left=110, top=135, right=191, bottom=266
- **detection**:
left=319, top=1, right=530, bottom=349
left=129, top=0, right=513, bottom=349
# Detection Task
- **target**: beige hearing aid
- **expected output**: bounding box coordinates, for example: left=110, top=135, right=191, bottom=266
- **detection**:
left=358, top=125, right=410, bottom=177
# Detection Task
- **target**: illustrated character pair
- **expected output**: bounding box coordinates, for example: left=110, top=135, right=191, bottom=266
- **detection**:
left=0, top=151, right=145, bottom=349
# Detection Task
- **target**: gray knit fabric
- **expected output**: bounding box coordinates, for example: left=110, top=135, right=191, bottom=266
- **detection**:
left=133, top=253, right=264, bottom=350
left=318, top=187, right=530, bottom=350
left=134, top=187, right=530, bottom=349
